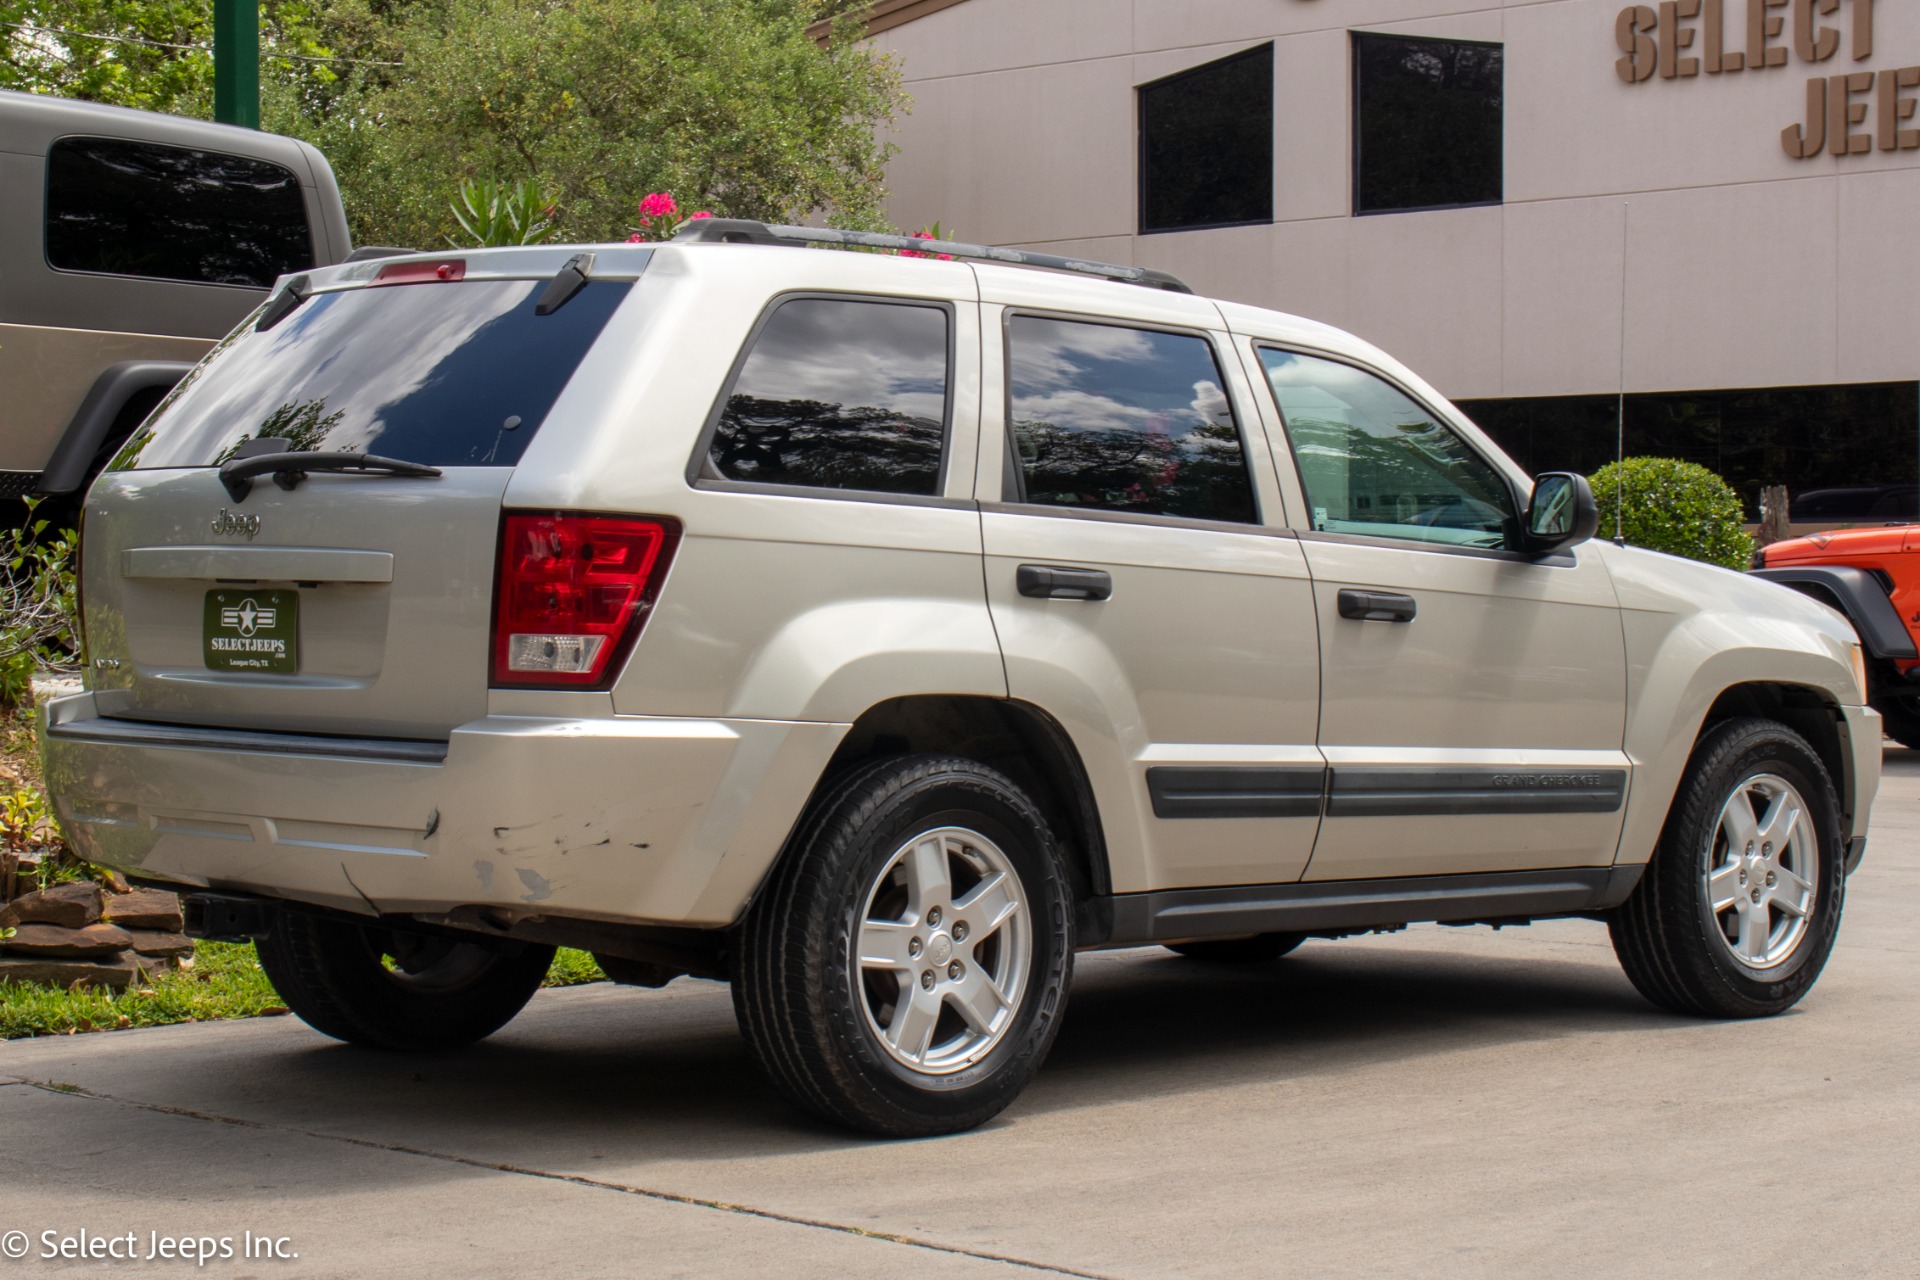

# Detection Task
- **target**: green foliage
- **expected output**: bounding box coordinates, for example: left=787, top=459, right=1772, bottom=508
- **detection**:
left=0, top=940, right=283, bottom=1038
left=0, top=941, right=605, bottom=1036
left=448, top=176, right=557, bottom=248
left=5, top=0, right=901, bottom=249
left=1589, top=456, right=1754, bottom=570
left=0, top=499, right=80, bottom=709
left=279, top=0, right=901, bottom=247
left=543, top=947, right=606, bottom=987
left=0, top=0, right=347, bottom=118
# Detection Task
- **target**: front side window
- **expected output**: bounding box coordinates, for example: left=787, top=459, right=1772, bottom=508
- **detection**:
left=1007, top=316, right=1256, bottom=524
left=1259, top=348, right=1514, bottom=548
left=46, top=137, right=313, bottom=287
left=1138, top=43, right=1274, bottom=234
left=1351, top=33, right=1503, bottom=215
left=707, top=297, right=950, bottom=496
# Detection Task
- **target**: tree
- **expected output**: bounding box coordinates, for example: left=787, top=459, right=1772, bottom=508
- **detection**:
left=276, top=0, right=902, bottom=247
left=5, top=0, right=904, bottom=250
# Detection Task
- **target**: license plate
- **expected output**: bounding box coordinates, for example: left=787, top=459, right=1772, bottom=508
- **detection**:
left=203, top=589, right=299, bottom=674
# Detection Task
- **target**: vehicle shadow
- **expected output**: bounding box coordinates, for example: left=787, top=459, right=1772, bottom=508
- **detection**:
left=10, top=934, right=1697, bottom=1188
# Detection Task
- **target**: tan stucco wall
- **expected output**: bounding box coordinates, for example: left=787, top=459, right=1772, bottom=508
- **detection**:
left=871, top=0, right=1920, bottom=401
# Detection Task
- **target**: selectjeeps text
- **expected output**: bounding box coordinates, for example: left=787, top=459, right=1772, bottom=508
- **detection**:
left=42, top=222, right=1880, bottom=1136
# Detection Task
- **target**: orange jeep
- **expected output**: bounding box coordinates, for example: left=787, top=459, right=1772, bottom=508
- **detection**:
left=1754, top=529, right=1920, bottom=746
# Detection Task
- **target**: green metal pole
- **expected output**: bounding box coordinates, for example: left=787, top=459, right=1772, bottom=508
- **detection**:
left=213, top=0, right=259, bottom=129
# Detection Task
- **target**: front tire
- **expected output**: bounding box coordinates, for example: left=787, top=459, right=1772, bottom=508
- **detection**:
left=1609, top=717, right=1845, bottom=1019
left=256, top=913, right=554, bottom=1050
left=733, top=755, right=1074, bottom=1137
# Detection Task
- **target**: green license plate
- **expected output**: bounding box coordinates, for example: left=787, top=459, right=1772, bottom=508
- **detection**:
left=203, top=588, right=299, bottom=674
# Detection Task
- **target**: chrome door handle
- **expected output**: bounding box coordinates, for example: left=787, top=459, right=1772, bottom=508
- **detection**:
left=1017, top=564, right=1113, bottom=601
left=1337, top=588, right=1416, bottom=622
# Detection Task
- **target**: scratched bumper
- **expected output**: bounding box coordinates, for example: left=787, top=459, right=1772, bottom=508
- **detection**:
left=40, top=692, right=846, bottom=928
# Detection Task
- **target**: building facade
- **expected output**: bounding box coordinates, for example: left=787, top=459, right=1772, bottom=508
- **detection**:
left=864, top=0, right=1920, bottom=521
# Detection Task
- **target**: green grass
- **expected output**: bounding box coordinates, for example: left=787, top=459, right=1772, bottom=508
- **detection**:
left=0, top=942, right=606, bottom=1039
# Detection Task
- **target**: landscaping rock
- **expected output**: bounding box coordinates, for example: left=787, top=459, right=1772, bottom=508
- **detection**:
left=105, top=889, right=186, bottom=932
left=2, top=882, right=106, bottom=929
left=3, top=921, right=135, bottom=958
left=0, top=953, right=138, bottom=990
left=121, top=929, right=193, bottom=958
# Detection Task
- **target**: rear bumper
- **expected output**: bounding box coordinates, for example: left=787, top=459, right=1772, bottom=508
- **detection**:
left=41, top=693, right=847, bottom=928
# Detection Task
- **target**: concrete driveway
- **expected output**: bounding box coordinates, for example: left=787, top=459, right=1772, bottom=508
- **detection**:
left=5, top=755, right=1918, bottom=1279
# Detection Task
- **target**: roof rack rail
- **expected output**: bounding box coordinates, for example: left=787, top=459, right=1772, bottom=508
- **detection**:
left=669, top=218, right=1193, bottom=294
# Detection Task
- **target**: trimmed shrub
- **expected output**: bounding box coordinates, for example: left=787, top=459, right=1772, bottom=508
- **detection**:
left=1588, top=457, right=1753, bottom=570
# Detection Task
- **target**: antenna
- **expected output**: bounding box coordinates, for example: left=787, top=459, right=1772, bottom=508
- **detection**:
left=1614, top=200, right=1629, bottom=545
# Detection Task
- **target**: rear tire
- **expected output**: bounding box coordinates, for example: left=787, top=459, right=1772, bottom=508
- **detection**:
left=733, top=755, right=1074, bottom=1137
left=1609, top=717, right=1844, bottom=1019
left=256, top=913, right=554, bottom=1050
left=1165, top=933, right=1305, bottom=963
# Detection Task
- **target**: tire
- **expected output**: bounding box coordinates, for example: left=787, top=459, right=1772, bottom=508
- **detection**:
left=256, top=912, right=554, bottom=1050
left=732, top=754, right=1075, bottom=1138
left=1165, top=933, right=1305, bottom=963
left=1609, top=717, right=1845, bottom=1019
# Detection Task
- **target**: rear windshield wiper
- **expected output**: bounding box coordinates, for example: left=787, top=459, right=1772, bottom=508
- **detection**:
left=219, top=451, right=442, bottom=502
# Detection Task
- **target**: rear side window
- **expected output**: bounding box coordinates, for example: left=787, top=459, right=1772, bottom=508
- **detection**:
left=45, top=137, right=313, bottom=287
left=1006, top=315, right=1256, bottom=523
left=116, top=278, right=632, bottom=470
left=706, top=297, right=951, bottom=496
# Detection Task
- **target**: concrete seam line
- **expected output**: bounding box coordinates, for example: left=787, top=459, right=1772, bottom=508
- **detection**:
left=18, top=1078, right=1118, bottom=1280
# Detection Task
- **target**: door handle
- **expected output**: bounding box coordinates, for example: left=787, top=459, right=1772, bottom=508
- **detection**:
left=1017, top=564, right=1113, bottom=601
left=1337, top=588, right=1416, bottom=622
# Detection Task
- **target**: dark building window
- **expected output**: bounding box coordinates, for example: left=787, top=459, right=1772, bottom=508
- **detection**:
left=1138, top=43, right=1273, bottom=234
left=45, top=138, right=313, bottom=287
left=1352, top=33, right=1503, bottom=215
left=707, top=297, right=951, bottom=496
left=1457, top=382, right=1920, bottom=522
left=1006, top=315, right=1257, bottom=523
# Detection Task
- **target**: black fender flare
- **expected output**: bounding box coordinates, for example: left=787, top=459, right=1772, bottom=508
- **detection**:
left=37, top=360, right=196, bottom=495
left=1750, top=565, right=1918, bottom=660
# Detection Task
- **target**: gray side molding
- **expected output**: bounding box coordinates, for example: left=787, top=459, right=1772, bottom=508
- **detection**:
left=37, top=360, right=195, bottom=495
left=1750, top=566, right=1919, bottom=660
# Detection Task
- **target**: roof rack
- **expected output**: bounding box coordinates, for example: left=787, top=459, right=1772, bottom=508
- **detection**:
left=669, top=218, right=1193, bottom=294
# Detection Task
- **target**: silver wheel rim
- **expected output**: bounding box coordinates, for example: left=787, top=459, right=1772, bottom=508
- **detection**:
left=1703, top=772, right=1819, bottom=972
left=853, top=826, right=1031, bottom=1076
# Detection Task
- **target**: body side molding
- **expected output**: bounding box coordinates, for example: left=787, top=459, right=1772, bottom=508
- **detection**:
left=1088, top=866, right=1644, bottom=947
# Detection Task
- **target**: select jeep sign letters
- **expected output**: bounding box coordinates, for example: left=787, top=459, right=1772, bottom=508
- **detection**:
left=1613, top=0, right=1920, bottom=156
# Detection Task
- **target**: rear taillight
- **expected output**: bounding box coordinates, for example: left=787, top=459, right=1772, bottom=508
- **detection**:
left=491, top=513, right=678, bottom=689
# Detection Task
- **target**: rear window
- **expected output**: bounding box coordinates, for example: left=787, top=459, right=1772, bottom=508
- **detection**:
left=116, top=278, right=633, bottom=470
left=46, top=137, right=313, bottom=288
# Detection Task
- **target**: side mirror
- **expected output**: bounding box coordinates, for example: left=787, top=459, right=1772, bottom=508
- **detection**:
left=1524, top=472, right=1599, bottom=553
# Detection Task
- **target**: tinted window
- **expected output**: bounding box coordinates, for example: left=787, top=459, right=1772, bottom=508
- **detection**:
left=1008, top=316, right=1256, bottom=523
left=1260, top=349, right=1514, bottom=547
left=46, top=138, right=313, bottom=287
left=1352, top=34, right=1503, bottom=215
left=1457, top=381, right=1920, bottom=521
left=707, top=298, right=950, bottom=496
left=117, top=278, right=632, bottom=470
left=1139, top=44, right=1274, bottom=234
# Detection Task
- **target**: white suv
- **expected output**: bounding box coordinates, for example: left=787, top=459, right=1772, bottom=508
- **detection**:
left=42, top=222, right=1879, bottom=1136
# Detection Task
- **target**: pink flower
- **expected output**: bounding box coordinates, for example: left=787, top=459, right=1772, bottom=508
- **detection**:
left=638, top=192, right=678, bottom=219
left=690, top=211, right=713, bottom=220
left=627, top=233, right=644, bottom=243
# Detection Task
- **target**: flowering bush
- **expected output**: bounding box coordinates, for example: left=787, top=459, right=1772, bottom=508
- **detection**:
left=628, top=192, right=714, bottom=242
left=900, top=222, right=954, bottom=261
